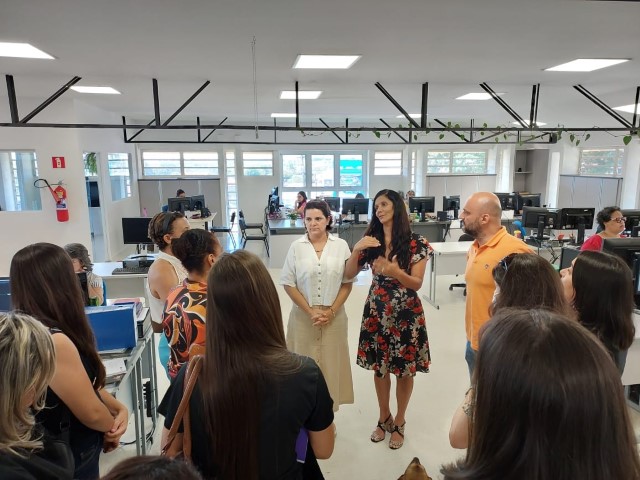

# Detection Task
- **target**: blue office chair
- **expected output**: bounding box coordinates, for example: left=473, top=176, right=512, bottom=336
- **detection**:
left=101, top=281, right=107, bottom=306
left=162, top=204, right=169, bottom=213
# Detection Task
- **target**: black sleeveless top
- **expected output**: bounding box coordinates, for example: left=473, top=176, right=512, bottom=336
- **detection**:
left=36, top=329, right=104, bottom=456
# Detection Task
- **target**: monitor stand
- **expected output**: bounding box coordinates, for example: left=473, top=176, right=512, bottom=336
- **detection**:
left=576, top=221, right=586, bottom=245
left=536, top=218, right=545, bottom=241
left=354, top=209, right=360, bottom=224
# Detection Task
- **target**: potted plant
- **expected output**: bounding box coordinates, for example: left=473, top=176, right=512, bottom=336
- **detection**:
left=84, top=152, right=98, bottom=176
left=286, top=211, right=299, bottom=225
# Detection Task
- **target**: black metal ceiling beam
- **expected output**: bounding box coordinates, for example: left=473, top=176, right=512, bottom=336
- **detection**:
left=379, top=119, right=408, bottom=143
left=152, top=79, right=161, bottom=126
left=480, top=82, right=527, bottom=126
left=529, top=84, right=540, bottom=128
left=2, top=121, right=635, bottom=133
left=375, top=82, right=420, bottom=129
left=632, top=86, right=639, bottom=129
left=433, top=119, right=469, bottom=142
left=122, top=139, right=554, bottom=145
left=522, top=132, right=553, bottom=144
left=573, top=85, right=633, bottom=129
left=420, top=83, right=428, bottom=129
left=5, top=75, right=19, bottom=123
left=318, top=118, right=345, bottom=143
left=201, top=117, right=228, bottom=142
left=295, top=81, right=300, bottom=129
left=20, top=76, right=81, bottom=123
left=163, top=81, right=211, bottom=126
left=345, top=118, right=349, bottom=144
left=127, top=119, right=155, bottom=142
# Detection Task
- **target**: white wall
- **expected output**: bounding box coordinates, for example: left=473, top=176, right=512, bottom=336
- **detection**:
left=0, top=99, right=91, bottom=276
left=74, top=101, right=139, bottom=261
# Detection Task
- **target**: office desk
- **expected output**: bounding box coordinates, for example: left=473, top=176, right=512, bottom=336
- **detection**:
left=102, top=321, right=158, bottom=455
left=93, top=262, right=148, bottom=300
left=422, top=241, right=473, bottom=310
left=187, top=213, right=216, bottom=230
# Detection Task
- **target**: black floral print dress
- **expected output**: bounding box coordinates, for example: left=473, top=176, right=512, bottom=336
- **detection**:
left=356, top=233, right=432, bottom=377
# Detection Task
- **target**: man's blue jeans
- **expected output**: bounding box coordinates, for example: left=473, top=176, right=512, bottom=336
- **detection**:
left=465, top=341, right=477, bottom=378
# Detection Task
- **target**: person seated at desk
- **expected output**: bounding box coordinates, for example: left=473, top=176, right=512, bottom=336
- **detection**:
left=0, top=311, right=74, bottom=480
left=580, top=206, right=625, bottom=251
left=176, top=189, right=186, bottom=198
left=64, top=243, right=104, bottom=306
left=295, top=191, right=308, bottom=216
left=162, top=229, right=222, bottom=379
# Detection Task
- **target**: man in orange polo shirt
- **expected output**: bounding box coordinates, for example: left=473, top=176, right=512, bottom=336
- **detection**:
left=460, top=192, right=531, bottom=376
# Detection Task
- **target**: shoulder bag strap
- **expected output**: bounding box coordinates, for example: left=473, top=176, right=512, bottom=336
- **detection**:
left=161, top=355, right=204, bottom=458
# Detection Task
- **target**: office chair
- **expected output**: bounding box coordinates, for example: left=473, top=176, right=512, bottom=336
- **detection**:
left=238, top=210, right=264, bottom=242
left=449, top=233, right=474, bottom=295
left=211, top=211, right=237, bottom=248
left=239, top=216, right=270, bottom=257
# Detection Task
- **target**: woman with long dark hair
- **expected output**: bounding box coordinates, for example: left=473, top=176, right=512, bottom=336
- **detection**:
left=160, top=250, right=335, bottom=479
left=442, top=308, right=640, bottom=480
left=10, top=243, right=128, bottom=479
left=344, top=189, right=432, bottom=450
left=162, top=229, right=222, bottom=379
left=295, top=191, right=308, bottom=215
left=560, top=250, right=636, bottom=373
left=490, top=252, right=570, bottom=316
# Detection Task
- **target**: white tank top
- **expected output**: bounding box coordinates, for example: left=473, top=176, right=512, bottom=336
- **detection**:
left=146, top=251, right=188, bottom=324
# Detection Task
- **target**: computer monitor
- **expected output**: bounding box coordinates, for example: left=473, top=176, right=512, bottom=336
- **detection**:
left=494, top=192, right=516, bottom=211
left=122, top=217, right=153, bottom=245
left=268, top=193, right=280, bottom=214
left=189, top=194, right=206, bottom=211
left=0, top=277, right=10, bottom=312
left=342, top=197, right=370, bottom=224
left=622, top=209, right=640, bottom=235
left=271, top=186, right=279, bottom=196
left=557, top=207, right=595, bottom=244
left=442, top=195, right=461, bottom=219
left=522, top=206, right=558, bottom=240
left=167, top=197, right=191, bottom=213
left=515, top=193, right=542, bottom=213
left=602, top=237, right=640, bottom=308
left=322, top=197, right=341, bottom=213
left=409, top=196, right=435, bottom=222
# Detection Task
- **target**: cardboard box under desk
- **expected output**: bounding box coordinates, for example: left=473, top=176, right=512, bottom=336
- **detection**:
left=85, top=304, right=137, bottom=351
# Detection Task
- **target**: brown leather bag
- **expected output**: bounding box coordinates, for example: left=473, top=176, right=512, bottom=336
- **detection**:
left=161, top=355, right=204, bottom=461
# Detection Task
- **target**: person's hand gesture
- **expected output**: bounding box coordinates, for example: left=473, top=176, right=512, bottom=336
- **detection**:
left=353, top=236, right=381, bottom=253
left=372, top=255, right=400, bottom=278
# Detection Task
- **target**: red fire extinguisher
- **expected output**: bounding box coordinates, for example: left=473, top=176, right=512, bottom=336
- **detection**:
left=34, top=179, right=69, bottom=222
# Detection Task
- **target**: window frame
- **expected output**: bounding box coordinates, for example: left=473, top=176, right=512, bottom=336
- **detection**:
left=425, top=150, right=488, bottom=175
left=578, top=148, right=624, bottom=177
left=373, top=151, right=403, bottom=176
left=140, top=150, right=221, bottom=177
left=242, top=151, right=274, bottom=176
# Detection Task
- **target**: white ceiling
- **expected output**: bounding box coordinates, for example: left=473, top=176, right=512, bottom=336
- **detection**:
left=1, top=0, right=639, bottom=131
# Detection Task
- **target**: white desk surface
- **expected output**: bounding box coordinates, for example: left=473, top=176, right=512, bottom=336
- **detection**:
left=93, top=262, right=148, bottom=279
left=429, top=241, right=473, bottom=254
left=187, top=213, right=217, bottom=229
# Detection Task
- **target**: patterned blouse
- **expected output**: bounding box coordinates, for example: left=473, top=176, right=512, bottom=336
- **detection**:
left=162, top=279, right=207, bottom=379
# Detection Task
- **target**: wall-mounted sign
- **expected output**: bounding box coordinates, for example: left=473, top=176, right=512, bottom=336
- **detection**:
left=52, top=156, right=66, bottom=168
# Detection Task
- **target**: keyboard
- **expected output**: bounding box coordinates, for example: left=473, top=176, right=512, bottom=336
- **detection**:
left=111, top=266, right=149, bottom=275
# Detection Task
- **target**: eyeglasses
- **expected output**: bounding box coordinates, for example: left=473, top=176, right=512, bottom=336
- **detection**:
left=499, top=253, right=518, bottom=272
left=611, top=217, right=627, bottom=224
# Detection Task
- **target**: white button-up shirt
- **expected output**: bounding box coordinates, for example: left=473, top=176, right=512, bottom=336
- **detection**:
left=280, top=234, right=354, bottom=306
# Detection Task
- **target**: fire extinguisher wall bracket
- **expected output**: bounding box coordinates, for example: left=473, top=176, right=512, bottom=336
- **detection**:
left=34, top=178, right=69, bottom=222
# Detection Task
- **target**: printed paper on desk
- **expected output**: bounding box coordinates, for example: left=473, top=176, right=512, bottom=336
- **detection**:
left=103, top=358, right=127, bottom=377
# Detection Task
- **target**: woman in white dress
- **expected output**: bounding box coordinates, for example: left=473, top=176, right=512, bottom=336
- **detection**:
left=281, top=199, right=354, bottom=412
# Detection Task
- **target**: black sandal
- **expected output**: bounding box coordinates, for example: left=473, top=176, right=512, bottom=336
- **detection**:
left=389, top=422, right=405, bottom=449
left=370, top=414, right=393, bottom=443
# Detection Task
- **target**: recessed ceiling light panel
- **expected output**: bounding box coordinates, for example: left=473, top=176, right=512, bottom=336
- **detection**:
left=512, top=120, right=547, bottom=127
left=280, top=91, right=322, bottom=99
left=613, top=103, right=640, bottom=114
left=70, top=86, right=120, bottom=94
left=456, top=93, right=503, bottom=100
left=545, top=58, right=629, bottom=72
left=270, top=113, right=297, bottom=118
left=0, top=42, right=53, bottom=59
left=293, top=55, right=361, bottom=69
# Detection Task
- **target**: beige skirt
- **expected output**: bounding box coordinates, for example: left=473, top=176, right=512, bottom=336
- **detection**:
left=286, top=305, right=354, bottom=412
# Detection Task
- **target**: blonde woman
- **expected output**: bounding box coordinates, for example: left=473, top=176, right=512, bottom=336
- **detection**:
left=0, top=312, right=73, bottom=479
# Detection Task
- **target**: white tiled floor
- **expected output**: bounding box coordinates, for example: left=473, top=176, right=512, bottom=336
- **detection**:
left=100, top=238, right=640, bottom=479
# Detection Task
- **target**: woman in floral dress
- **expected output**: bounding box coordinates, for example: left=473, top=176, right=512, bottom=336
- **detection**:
left=344, top=189, right=432, bottom=450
